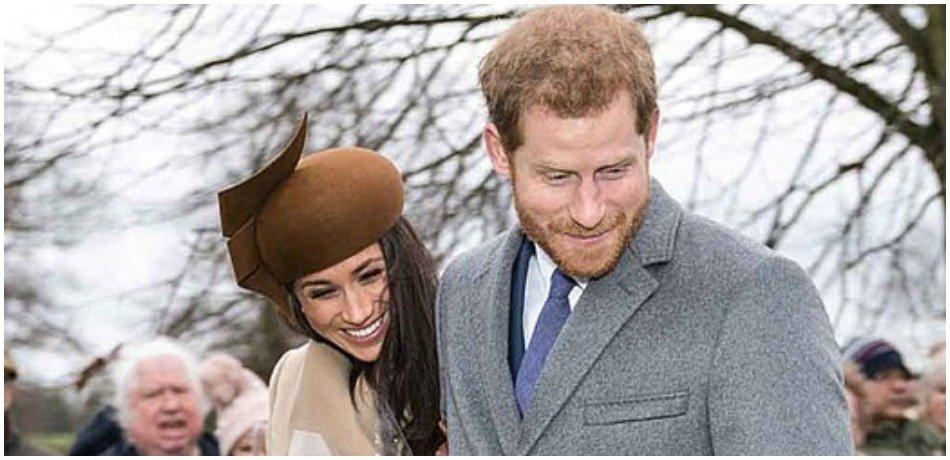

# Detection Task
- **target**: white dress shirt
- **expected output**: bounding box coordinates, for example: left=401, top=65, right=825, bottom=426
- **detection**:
left=522, top=243, right=588, bottom=346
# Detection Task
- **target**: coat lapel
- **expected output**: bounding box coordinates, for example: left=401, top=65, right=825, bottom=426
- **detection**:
left=473, top=227, right=525, bottom=455
left=516, top=180, right=682, bottom=454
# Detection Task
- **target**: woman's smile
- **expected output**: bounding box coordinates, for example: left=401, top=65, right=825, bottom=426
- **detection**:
left=340, top=310, right=390, bottom=345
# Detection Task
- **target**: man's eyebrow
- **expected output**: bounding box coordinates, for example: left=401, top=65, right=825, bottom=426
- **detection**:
left=530, top=162, right=574, bottom=173
left=596, top=157, right=636, bottom=171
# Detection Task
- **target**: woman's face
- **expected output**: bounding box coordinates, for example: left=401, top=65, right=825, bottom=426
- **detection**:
left=230, top=423, right=266, bottom=455
left=922, top=372, right=946, bottom=431
left=293, top=243, right=390, bottom=363
left=200, top=365, right=237, bottom=408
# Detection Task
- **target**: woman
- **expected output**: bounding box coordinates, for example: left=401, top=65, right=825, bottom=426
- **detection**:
left=217, top=114, right=444, bottom=455
left=199, top=353, right=268, bottom=456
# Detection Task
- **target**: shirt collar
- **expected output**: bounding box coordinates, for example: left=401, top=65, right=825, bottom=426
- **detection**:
left=533, top=242, right=589, bottom=290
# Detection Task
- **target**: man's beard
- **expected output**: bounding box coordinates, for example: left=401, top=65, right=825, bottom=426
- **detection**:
left=515, top=190, right=649, bottom=279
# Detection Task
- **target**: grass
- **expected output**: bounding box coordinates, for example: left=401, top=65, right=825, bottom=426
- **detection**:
left=24, top=432, right=75, bottom=455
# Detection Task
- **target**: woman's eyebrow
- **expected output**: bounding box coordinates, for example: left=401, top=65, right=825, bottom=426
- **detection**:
left=297, top=279, right=331, bottom=289
left=297, top=257, right=385, bottom=287
left=352, top=257, right=385, bottom=275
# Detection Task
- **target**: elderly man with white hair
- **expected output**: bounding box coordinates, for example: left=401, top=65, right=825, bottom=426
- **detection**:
left=102, top=336, right=220, bottom=456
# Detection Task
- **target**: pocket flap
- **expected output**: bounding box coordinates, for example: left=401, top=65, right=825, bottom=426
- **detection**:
left=584, top=391, right=689, bottom=425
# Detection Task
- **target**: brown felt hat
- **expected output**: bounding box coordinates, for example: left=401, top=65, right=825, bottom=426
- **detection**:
left=218, top=114, right=404, bottom=323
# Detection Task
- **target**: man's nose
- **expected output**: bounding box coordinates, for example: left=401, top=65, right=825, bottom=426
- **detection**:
left=159, top=393, right=182, bottom=411
left=891, top=378, right=911, bottom=392
left=569, top=180, right=606, bottom=229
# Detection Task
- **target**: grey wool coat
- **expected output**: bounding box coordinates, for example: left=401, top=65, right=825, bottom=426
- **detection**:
left=435, top=179, right=853, bottom=455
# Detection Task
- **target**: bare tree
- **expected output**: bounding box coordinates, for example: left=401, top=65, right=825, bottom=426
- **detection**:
left=4, top=4, right=944, bottom=387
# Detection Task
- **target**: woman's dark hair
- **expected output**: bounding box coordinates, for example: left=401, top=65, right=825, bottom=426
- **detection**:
left=288, top=216, right=444, bottom=454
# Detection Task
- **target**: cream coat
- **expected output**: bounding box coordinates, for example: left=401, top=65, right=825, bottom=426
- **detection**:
left=266, top=341, right=379, bottom=455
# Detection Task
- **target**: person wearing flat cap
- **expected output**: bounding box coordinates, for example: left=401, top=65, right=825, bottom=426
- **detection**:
left=218, top=114, right=445, bottom=455
left=5, top=349, right=55, bottom=455
left=843, top=337, right=944, bottom=455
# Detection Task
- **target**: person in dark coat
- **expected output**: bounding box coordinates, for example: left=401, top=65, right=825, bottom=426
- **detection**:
left=101, top=432, right=219, bottom=456
left=4, top=349, right=55, bottom=455
left=68, top=405, right=123, bottom=455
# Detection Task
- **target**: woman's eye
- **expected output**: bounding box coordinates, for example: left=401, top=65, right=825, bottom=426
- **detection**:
left=307, top=288, right=334, bottom=300
left=360, top=268, right=384, bottom=283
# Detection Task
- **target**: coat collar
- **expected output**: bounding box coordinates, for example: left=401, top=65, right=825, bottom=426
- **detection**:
left=473, top=228, right=526, bottom=455
left=517, top=179, right=682, bottom=453
left=633, top=178, right=682, bottom=266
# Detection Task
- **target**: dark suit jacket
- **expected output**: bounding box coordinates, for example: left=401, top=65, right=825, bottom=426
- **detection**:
left=507, top=236, right=533, bottom=380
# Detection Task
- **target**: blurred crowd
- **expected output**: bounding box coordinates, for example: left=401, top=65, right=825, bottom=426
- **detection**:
left=5, top=338, right=267, bottom=456
left=3, top=335, right=947, bottom=455
left=842, top=338, right=945, bottom=455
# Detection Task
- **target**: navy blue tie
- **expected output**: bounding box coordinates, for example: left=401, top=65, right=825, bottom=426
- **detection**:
left=515, top=268, right=576, bottom=415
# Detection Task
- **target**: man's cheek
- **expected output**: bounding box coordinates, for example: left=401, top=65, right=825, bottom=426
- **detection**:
left=523, top=188, right=566, bottom=212
left=186, top=403, right=203, bottom=430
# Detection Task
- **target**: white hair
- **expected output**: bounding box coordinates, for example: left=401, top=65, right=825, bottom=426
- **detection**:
left=919, top=345, right=946, bottom=397
left=111, top=336, right=210, bottom=429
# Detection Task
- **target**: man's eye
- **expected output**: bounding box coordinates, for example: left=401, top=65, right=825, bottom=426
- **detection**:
left=599, top=166, right=628, bottom=179
left=544, top=173, right=569, bottom=184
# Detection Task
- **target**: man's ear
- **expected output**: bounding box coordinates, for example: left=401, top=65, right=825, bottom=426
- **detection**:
left=645, top=108, right=660, bottom=160
left=484, top=123, right=512, bottom=179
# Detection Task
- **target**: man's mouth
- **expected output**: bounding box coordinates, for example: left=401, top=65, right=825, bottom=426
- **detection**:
left=158, top=420, right=187, bottom=430
left=889, top=395, right=916, bottom=407
left=562, top=228, right=613, bottom=244
left=156, top=419, right=191, bottom=441
left=341, top=310, right=389, bottom=344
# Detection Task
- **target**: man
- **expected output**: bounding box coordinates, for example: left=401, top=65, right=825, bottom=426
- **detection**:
left=70, top=347, right=125, bottom=454
left=842, top=362, right=872, bottom=453
left=436, top=5, right=851, bottom=455
left=102, top=337, right=219, bottom=455
left=4, top=349, right=55, bottom=455
left=844, top=337, right=944, bottom=455
left=69, top=405, right=123, bottom=455
left=843, top=337, right=917, bottom=424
